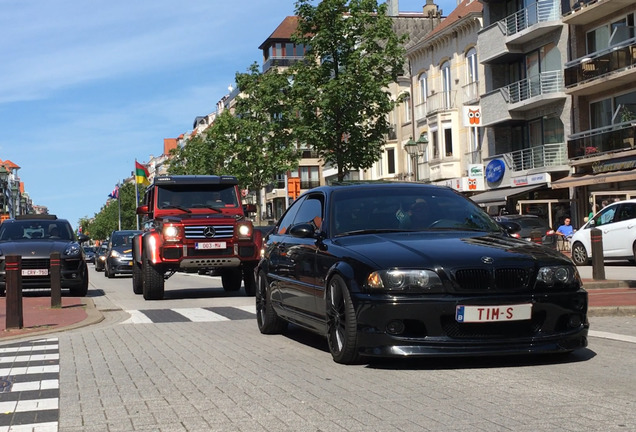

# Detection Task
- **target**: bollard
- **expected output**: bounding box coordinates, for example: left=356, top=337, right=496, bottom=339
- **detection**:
left=5, top=255, right=23, bottom=329
left=590, top=227, right=605, bottom=281
left=50, top=252, right=61, bottom=308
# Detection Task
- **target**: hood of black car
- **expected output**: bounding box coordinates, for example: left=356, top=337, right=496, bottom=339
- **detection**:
left=0, top=240, right=77, bottom=259
left=330, top=231, right=568, bottom=269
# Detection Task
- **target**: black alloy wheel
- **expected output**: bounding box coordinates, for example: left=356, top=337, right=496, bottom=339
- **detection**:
left=255, top=271, right=287, bottom=334
left=326, top=275, right=360, bottom=365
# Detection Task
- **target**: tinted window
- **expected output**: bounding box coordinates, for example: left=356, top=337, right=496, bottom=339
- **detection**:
left=616, top=203, right=636, bottom=222
left=292, top=194, right=323, bottom=229
left=276, top=196, right=304, bottom=235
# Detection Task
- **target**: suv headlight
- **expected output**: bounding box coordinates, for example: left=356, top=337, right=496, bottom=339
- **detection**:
left=537, top=265, right=578, bottom=287
left=236, top=222, right=253, bottom=240
left=162, top=224, right=183, bottom=242
left=110, top=250, right=121, bottom=258
left=367, top=269, right=443, bottom=293
left=64, top=243, right=81, bottom=257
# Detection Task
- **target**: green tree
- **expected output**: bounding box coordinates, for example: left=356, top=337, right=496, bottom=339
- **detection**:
left=169, top=62, right=301, bottom=215
left=86, top=182, right=139, bottom=240
left=291, top=0, right=407, bottom=181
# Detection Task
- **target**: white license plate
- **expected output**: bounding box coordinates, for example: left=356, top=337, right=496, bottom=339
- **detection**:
left=456, top=303, right=532, bottom=323
left=195, top=242, right=226, bottom=250
left=22, top=269, right=49, bottom=276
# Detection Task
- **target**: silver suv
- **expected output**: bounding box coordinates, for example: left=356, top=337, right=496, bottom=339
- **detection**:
left=570, top=199, right=636, bottom=266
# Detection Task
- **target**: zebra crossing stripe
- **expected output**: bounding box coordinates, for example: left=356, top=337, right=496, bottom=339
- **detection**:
left=172, top=308, right=229, bottom=322
left=123, top=306, right=255, bottom=324
left=0, top=339, right=59, bottom=432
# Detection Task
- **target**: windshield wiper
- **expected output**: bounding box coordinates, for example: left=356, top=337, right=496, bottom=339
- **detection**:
left=161, top=205, right=192, bottom=213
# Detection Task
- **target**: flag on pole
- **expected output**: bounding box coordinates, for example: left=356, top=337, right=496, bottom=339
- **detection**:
left=108, top=186, right=119, bottom=199
left=135, top=160, right=150, bottom=186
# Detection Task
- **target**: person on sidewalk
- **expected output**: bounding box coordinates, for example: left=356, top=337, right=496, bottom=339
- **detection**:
left=556, top=217, right=574, bottom=237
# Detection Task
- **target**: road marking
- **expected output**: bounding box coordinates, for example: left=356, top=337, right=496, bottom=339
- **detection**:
left=172, top=308, right=229, bottom=322
left=122, top=306, right=255, bottom=324
left=0, top=339, right=59, bottom=432
left=589, top=330, right=636, bottom=344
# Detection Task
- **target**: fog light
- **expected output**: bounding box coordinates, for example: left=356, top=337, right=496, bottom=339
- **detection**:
left=568, top=315, right=582, bottom=328
left=572, top=296, right=587, bottom=311
left=386, top=320, right=405, bottom=335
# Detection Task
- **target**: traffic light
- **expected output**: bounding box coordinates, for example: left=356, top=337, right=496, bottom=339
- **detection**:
left=288, top=177, right=301, bottom=199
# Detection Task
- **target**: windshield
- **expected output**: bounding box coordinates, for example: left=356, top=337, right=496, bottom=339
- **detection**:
left=0, top=220, right=74, bottom=241
left=331, top=187, right=502, bottom=236
left=156, top=184, right=239, bottom=210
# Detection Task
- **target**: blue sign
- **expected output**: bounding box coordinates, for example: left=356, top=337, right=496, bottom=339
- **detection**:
left=485, top=159, right=505, bottom=183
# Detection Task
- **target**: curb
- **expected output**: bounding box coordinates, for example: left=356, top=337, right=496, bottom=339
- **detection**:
left=0, top=298, right=105, bottom=342
left=588, top=306, right=636, bottom=317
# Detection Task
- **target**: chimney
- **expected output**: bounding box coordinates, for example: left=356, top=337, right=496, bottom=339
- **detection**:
left=386, top=0, right=398, bottom=16
left=423, top=0, right=439, bottom=16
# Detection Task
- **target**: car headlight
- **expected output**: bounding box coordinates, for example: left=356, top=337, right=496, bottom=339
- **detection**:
left=367, top=269, right=443, bottom=293
left=537, top=265, right=577, bottom=286
left=162, top=224, right=182, bottom=242
left=236, top=222, right=252, bottom=240
left=110, top=250, right=121, bottom=258
left=64, top=243, right=81, bottom=257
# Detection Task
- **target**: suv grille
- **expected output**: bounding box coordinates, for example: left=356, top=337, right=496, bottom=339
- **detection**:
left=184, top=225, right=234, bottom=240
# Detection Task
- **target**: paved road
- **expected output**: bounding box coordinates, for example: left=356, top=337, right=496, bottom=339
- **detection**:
left=2, top=266, right=636, bottom=431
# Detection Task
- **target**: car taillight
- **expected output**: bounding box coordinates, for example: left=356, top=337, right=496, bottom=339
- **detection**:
left=162, top=224, right=183, bottom=242
left=511, top=233, right=521, bottom=238
left=546, top=229, right=555, bottom=235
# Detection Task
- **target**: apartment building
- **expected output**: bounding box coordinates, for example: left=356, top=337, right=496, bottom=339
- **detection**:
left=553, top=0, right=636, bottom=227
left=404, top=0, right=484, bottom=194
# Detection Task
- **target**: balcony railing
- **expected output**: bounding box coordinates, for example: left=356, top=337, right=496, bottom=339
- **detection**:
left=567, top=122, right=635, bottom=159
left=564, top=38, right=636, bottom=87
left=262, top=56, right=305, bottom=73
left=462, top=81, right=480, bottom=104
left=502, top=0, right=559, bottom=36
left=504, top=71, right=563, bottom=104
left=300, top=180, right=321, bottom=189
left=426, top=91, right=456, bottom=115
left=414, top=102, right=427, bottom=121
left=506, top=143, right=567, bottom=171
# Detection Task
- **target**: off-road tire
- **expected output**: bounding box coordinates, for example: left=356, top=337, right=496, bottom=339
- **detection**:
left=243, top=264, right=257, bottom=296
left=132, top=262, right=143, bottom=294
left=221, top=268, right=242, bottom=292
left=142, top=252, right=165, bottom=300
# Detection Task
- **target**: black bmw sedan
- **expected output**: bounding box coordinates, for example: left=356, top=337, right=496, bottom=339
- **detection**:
left=256, top=183, right=588, bottom=364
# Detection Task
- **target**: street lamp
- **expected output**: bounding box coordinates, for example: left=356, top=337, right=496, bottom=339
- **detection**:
left=404, top=137, right=418, bottom=181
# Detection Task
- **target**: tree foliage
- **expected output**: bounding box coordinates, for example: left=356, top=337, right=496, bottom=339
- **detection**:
left=168, top=62, right=301, bottom=198
left=85, top=182, right=139, bottom=241
left=291, top=0, right=407, bottom=181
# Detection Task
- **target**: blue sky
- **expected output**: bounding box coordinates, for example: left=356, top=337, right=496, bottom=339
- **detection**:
left=0, top=0, right=457, bottom=231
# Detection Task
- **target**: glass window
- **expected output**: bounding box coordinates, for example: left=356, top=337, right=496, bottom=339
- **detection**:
left=292, top=194, right=323, bottom=229
left=441, top=61, right=451, bottom=108
left=444, top=128, right=453, bottom=157
left=276, top=196, right=304, bottom=235
left=404, top=93, right=411, bottom=123
left=590, top=98, right=613, bottom=129
left=466, top=48, right=478, bottom=83
left=418, top=73, right=428, bottom=103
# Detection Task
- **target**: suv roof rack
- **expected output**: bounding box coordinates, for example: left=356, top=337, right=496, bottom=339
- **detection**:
left=15, top=214, right=58, bottom=220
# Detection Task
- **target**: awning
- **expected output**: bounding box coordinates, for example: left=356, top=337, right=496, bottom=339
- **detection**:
left=551, top=169, right=636, bottom=189
left=469, top=184, right=545, bottom=206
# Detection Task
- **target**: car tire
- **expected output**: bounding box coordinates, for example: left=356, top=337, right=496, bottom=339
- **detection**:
left=256, top=271, right=287, bottom=334
left=70, top=274, right=89, bottom=297
left=326, top=274, right=361, bottom=365
left=571, top=242, right=590, bottom=266
left=243, top=264, right=257, bottom=296
left=221, top=269, right=242, bottom=292
left=142, top=252, right=164, bottom=300
left=132, top=262, right=143, bottom=294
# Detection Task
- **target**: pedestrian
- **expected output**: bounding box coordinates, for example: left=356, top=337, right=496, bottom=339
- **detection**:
left=556, top=217, right=574, bottom=238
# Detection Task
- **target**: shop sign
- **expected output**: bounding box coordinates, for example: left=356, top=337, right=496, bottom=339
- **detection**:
left=512, top=172, right=550, bottom=186
left=463, top=106, right=481, bottom=127
left=434, top=177, right=485, bottom=191
left=485, top=159, right=505, bottom=183
left=468, top=164, right=484, bottom=177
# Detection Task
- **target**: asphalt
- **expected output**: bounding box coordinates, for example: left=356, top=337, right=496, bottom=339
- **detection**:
left=0, top=267, right=635, bottom=341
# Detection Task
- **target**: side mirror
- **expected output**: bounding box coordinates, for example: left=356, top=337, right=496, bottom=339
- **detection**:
left=289, top=223, right=316, bottom=238
left=136, top=205, right=150, bottom=215
left=77, top=234, right=90, bottom=243
left=243, top=204, right=257, bottom=214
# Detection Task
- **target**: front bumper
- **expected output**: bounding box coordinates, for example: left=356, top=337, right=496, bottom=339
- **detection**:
left=107, top=256, right=134, bottom=274
left=0, top=257, right=88, bottom=290
left=352, top=290, right=589, bottom=358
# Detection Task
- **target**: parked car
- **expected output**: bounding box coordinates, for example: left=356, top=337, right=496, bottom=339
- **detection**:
left=83, top=246, right=96, bottom=264
left=570, top=198, right=636, bottom=266
left=94, top=243, right=109, bottom=272
left=0, top=214, right=89, bottom=296
left=256, top=182, right=589, bottom=364
left=493, top=214, right=557, bottom=249
left=105, top=230, right=142, bottom=278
